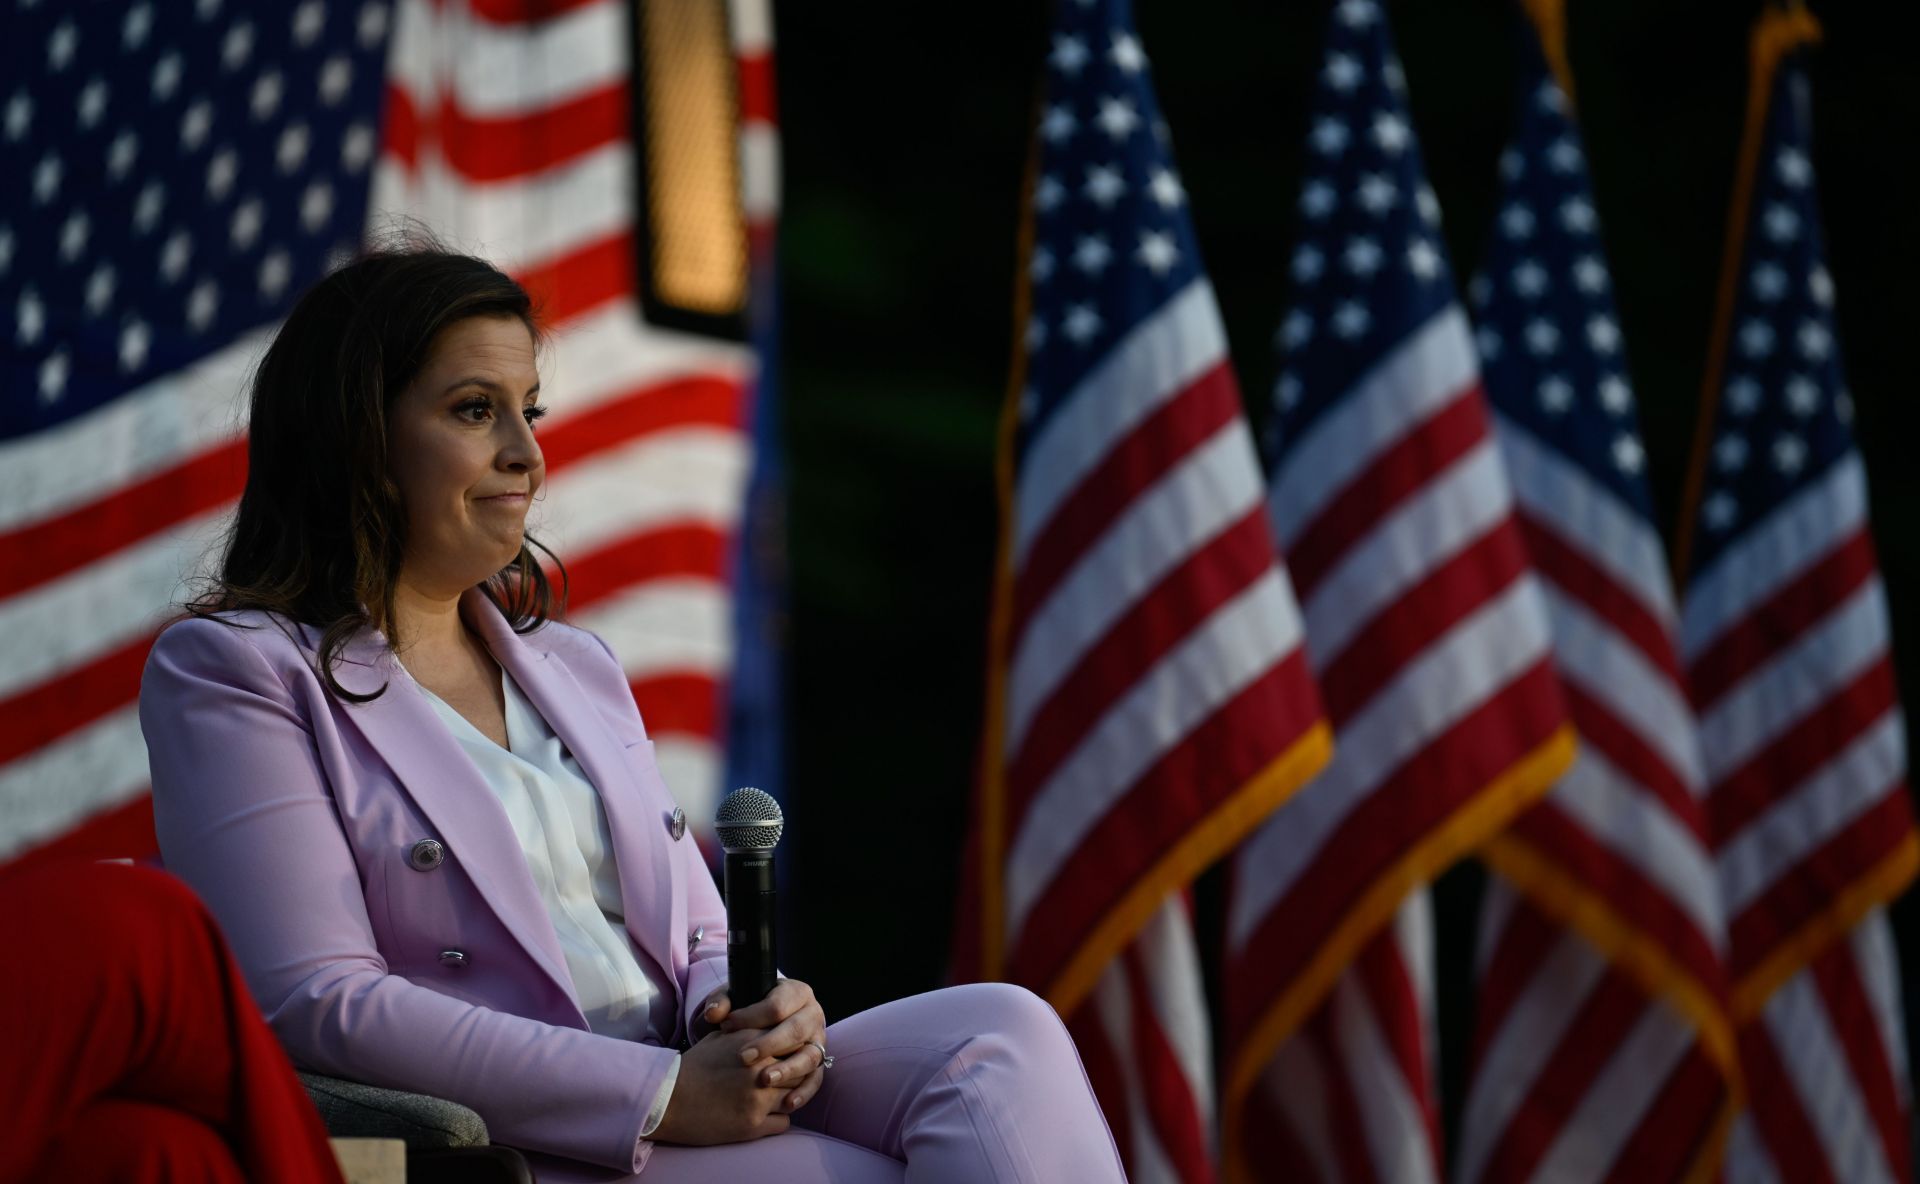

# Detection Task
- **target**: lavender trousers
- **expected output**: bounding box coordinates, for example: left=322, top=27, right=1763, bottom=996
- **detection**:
left=527, top=983, right=1127, bottom=1183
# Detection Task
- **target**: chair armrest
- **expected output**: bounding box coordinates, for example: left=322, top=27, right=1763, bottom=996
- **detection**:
left=298, top=1071, right=490, bottom=1149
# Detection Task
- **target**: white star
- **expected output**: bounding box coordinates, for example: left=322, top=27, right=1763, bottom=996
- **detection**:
left=1137, top=231, right=1179, bottom=275
left=319, top=56, right=355, bottom=107
left=1750, top=263, right=1787, bottom=301
left=119, top=317, right=151, bottom=371
left=1763, top=203, right=1799, bottom=243
left=1725, top=375, right=1761, bottom=415
left=4, top=91, right=29, bottom=142
left=1148, top=167, right=1185, bottom=209
left=1050, top=34, right=1090, bottom=75
left=1040, top=104, right=1076, bottom=144
left=1537, top=375, right=1574, bottom=413
left=1525, top=318, right=1560, bottom=355
left=1111, top=32, right=1146, bottom=74
left=1416, top=185, right=1441, bottom=227
left=1599, top=374, right=1633, bottom=415
left=1383, top=59, right=1406, bottom=94
left=206, top=146, right=239, bottom=200
left=277, top=122, right=310, bottom=173
left=1310, top=118, right=1350, bottom=155
left=17, top=287, right=45, bottom=345
left=1336, top=0, right=1379, bottom=27
left=1275, top=372, right=1304, bottom=410
left=1096, top=96, right=1140, bottom=140
left=1025, top=316, right=1046, bottom=350
left=1715, top=435, right=1748, bottom=471
left=106, top=131, right=139, bottom=180
left=181, top=100, right=214, bottom=152
left=1501, top=204, right=1535, bottom=239
left=1291, top=245, right=1325, bottom=283
left=1476, top=326, right=1502, bottom=360
left=0, top=226, right=11, bottom=275
left=1084, top=164, right=1125, bottom=207
left=48, top=20, right=79, bottom=71
left=1344, top=236, right=1382, bottom=276
left=1548, top=137, right=1582, bottom=174
left=1587, top=315, right=1621, bottom=354
left=1499, top=148, right=1523, bottom=180
left=1703, top=491, right=1739, bottom=531
left=1073, top=234, right=1112, bottom=275
left=134, top=182, right=165, bottom=234
left=1738, top=318, right=1774, bottom=358
left=1612, top=434, right=1646, bottom=474
left=1512, top=259, right=1548, bottom=298
left=1407, top=238, right=1440, bottom=280
left=39, top=347, right=70, bottom=405
left=151, top=52, right=183, bottom=102
left=187, top=279, right=220, bottom=332
left=230, top=197, right=264, bottom=250
left=58, top=212, right=90, bottom=263
left=1797, top=320, right=1832, bottom=361
left=293, top=0, right=326, bottom=47
left=1027, top=248, right=1054, bottom=284
left=1325, top=53, right=1362, bottom=92
left=301, top=180, right=335, bottom=232
left=32, top=154, right=62, bottom=205
left=222, top=21, right=254, bottom=70
left=1372, top=112, right=1410, bottom=154
left=1279, top=310, right=1314, bottom=349
left=1356, top=173, right=1397, bottom=214
left=1332, top=301, right=1370, bottom=339
left=1559, top=197, right=1597, bottom=234
left=1776, top=147, right=1812, bottom=188
left=341, top=122, right=375, bottom=172
left=1062, top=303, right=1102, bottom=345
left=1573, top=255, right=1608, bottom=294
left=358, top=0, right=390, bottom=47
left=1809, top=265, right=1835, bottom=307
left=123, top=3, right=154, bottom=50
left=1772, top=434, right=1807, bottom=475
left=1785, top=374, right=1820, bottom=416
left=1535, top=80, right=1568, bottom=114
left=1034, top=175, right=1066, bottom=212
left=1300, top=180, right=1337, bottom=219
left=75, top=265, right=114, bottom=320
left=77, top=77, right=109, bottom=129
left=198, top=0, right=223, bottom=18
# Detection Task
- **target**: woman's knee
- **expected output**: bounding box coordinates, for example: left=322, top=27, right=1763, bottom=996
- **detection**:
left=946, top=983, right=1074, bottom=1050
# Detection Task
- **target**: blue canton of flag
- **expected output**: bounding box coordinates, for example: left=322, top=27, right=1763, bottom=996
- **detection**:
left=2, top=0, right=391, bottom=437
left=1264, top=0, right=1451, bottom=461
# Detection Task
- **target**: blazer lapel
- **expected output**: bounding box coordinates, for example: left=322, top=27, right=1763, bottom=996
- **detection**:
left=323, top=615, right=580, bottom=1010
left=464, top=591, right=689, bottom=1016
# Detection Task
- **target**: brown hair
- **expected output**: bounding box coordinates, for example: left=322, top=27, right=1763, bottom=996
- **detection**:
left=189, top=231, right=565, bottom=701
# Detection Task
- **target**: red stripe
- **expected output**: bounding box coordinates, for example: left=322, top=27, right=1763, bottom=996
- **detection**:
left=1739, top=1020, right=1838, bottom=1184
left=0, top=437, right=247, bottom=600
left=1239, top=1077, right=1327, bottom=1184
left=1709, top=660, right=1897, bottom=842
left=558, top=523, right=728, bottom=614
left=1317, top=521, right=1530, bottom=723
left=1008, top=362, right=1244, bottom=652
left=1688, top=530, right=1876, bottom=709
left=1310, top=1005, right=1383, bottom=1184
left=1123, top=949, right=1216, bottom=1184
left=1810, top=938, right=1911, bottom=1181
left=627, top=673, right=719, bottom=740
left=382, top=81, right=420, bottom=171
left=1468, top=898, right=1560, bottom=1065
left=1285, top=383, right=1489, bottom=599
left=2, top=792, right=157, bottom=871
left=0, top=635, right=154, bottom=766
left=1007, top=651, right=1323, bottom=991
left=1223, top=661, right=1564, bottom=1038
left=440, top=84, right=627, bottom=182
left=1355, top=935, right=1441, bottom=1158
left=1473, top=967, right=1644, bottom=1184
left=1597, top=1042, right=1724, bottom=1184
left=1068, top=1004, right=1137, bottom=1180
left=1727, top=790, right=1914, bottom=977
left=1004, top=507, right=1281, bottom=820
left=1518, top=512, right=1681, bottom=688
left=537, top=372, right=743, bottom=471
left=467, top=0, right=606, bottom=24
left=513, top=233, right=636, bottom=324
left=1560, top=679, right=1709, bottom=846
left=738, top=52, right=777, bottom=125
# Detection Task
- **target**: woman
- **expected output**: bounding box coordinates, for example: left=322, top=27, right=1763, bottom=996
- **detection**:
left=139, top=244, right=1125, bottom=1182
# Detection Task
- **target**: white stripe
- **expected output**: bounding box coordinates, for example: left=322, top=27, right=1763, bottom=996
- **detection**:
left=1542, top=582, right=1705, bottom=797
left=1228, top=575, right=1554, bottom=948
left=1531, top=1000, right=1693, bottom=1184
left=1006, top=419, right=1267, bottom=756
left=1496, top=417, right=1677, bottom=635
left=387, top=0, right=625, bottom=122
left=1719, top=710, right=1905, bottom=915
left=1268, top=307, right=1477, bottom=548
left=1547, top=748, right=1724, bottom=950
left=1457, top=934, right=1608, bottom=1184
left=1263, top=1032, right=1343, bottom=1182
left=1698, top=575, right=1889, bottom=779
left=1681, top=453, right=1867, bottom=661
left=539, top=296, right=751, bottom=408
left=653, top=734, right=720, bottom=839
left=536, top=427, right=748, bottom=558
left=1093, top=957, right=1182, bottom=1184
left=1394, top=893, right=1438, bottom=1087
left=569, top=578, right=732, bottom=682
left=1725, top=1112, right=1785, bottom=1184
left=1013, top=279, right=1227, bottom=565
left=1300, top=437, right=1515, bottom=672
left=1007, top=569, right=1302, bottom=942
left=1138, top=899, right=1216, bottom=1135
left=1852, top=910, right=1910, bottom=1103
left=1331, top=970, right=1440, bottom=1184
left=1763, top=966, right=1898, bottom=1184
left=0, top=706, right=149, bottom=862
left=728, top=0, right=775, bottom=55
left=739, top=123, right=781, bottom=223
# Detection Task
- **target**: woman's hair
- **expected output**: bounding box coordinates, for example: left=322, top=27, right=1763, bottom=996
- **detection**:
left=189, top=232, right=565, bottom=702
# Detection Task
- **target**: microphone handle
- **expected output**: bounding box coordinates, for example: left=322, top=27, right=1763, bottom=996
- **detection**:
left=723, top=849, right=778, bottom=1005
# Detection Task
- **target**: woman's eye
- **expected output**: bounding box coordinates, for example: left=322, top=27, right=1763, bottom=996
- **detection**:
left=524, top=404, right=549, bottom=427
left=456, top=398, right=493, bottom=422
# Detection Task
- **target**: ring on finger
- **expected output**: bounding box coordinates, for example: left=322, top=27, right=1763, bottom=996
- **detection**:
left=806, top=1039, right=834, bottom=1070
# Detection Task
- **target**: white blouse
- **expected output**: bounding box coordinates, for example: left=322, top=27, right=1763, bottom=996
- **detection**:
left=406, top=661, right=680, bottom=1135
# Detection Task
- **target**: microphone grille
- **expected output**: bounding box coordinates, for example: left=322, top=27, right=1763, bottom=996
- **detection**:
left=715, top=786, right=784, bottom=852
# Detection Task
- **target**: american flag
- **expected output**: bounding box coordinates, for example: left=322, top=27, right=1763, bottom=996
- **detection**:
left=1676, top=11, right=1915, bottom=1180
left=0, top=0, right=767, bottom=864
left=954, top=0, right=1329, bottom=1178
left=1455, top=24, right=1734, bottom=1184
left=1221, top=2, right=1574, bottom=1178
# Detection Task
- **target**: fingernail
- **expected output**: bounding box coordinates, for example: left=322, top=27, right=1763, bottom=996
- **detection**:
left=768, top=1069, right=782, bottom=1084
left=741, top=1047, right=758, bottom=1063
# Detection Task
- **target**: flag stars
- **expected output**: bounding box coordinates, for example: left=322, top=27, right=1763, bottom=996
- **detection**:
left=1715, top=434, right=1748, bottom=471
left=1738, top=318, right=1774, bottom=358
left=1785, top=374, right=1820, bottom=416
left=1019, top=387, right=1040, bottom=421
left=1525, top=318, right=1560, bottom=355
left=340, top=122, right=373, bottom=171
left=1499, top=148, right=1523, bottom=180
left=58, top=212, right=90, bottom=263
left=1344, top=236, right=1383, bottom=276
left=1559, top=197, right=1597, bottom=234
left=1587, top=315, right=1621, bottom=354
left=1072, top=234, right=1112, bottom=275
left=1030, top=247, right=1054, bottom=283
left=1311, top=118, right=1350, bottom=156
left=1324, top=53, right=1362, bottom=92
left=1512, top=259, right=1549, bottom=299
left=1476, top=326, right=1502, bottom=360
left=1148, top=167, right=1185, bottom=210
left=1776, top=147, right=1811, bottom=188
left=357, top=1, right=390, bottom=47
left=292, top=0, right=327, bottom=47
left=259, top=249, right=293, bottom=300
left=319, top=56, right=355, bottom=106
left=4, top=91, right=29, bottom=141
left=1300, top=180, right=1337, bottom=219
left=1406, top=238, right=1440, bottom=280
left=0, top=226, right=11, bottom=275
left=1535, top=80, right=1569, bottom=114
left=107, top=131, right=139, bottom=180
left=1356, top=173, right=1397, bottom=214
left=1383, top=59, right=1407, bottom=94
left=152, top=52, right=183, bottom=102
left=1110, top=32, right=1146, bottom=73
left=277, top=123, right=311, bottom=172
left=17, top=287, right=46, bottom=345
left=1096, top=96, right=1140, bottom=140
left=1136, top=231, right=1179, bottom=275
left=1279, top=310, right=1314, bottom=349
left=300, top=180, right=334, bottom=231
left=1332, top=301, right=1370, bottom=339
left=84, top=263, right=116, bottom=315
left=1772, top=434, right=1807, bottom=475
left=1836, top=390, right=1855, bottom=425
left=1725, top=375, right=1761, bottom=415
left=1041, top=104, right=1076, bottom=144
left=48, top=20, right=79, bottom=71
left=1612, top=434, right=1645, bottom=474
left=1598, top=374, right=1633, bottom=415
left=1763, top=203, right=1800, bottom=243
left=1573, top=255, right=1608, bottom=294
left=222, top=21, right=255, bottom=71
left=1336, top=0, right=1379, bottom=27
left=1034, top=175, right=1066, bottom=212
left=1062, top=303, right=1102, bottom=345
left=32, top=154, right=62, bottom=204
left=1501, top=204, right=1535, bottom=239
left=1809, top=265, right=1834, bottom=307
left=1084, top=164, right=1125, bottom=207
left=1275, top=372, right=1304, bottom=411
left=1797, top=320, right=1832, bottom=361
left=1292, top=245, right=1325, bottom=283
left=77, top=77, right=109, bottom=129
left=1703, top=491, right=1739, bottom=531
left=252, top=71, right=285, bottom=121
left=186, top=279, right=221, bottom=332
left=1050, top=34, right=1090, bottom=76
left=1372, top=112, right=1410, bottom=154
left=1750, top=263, right=1787, bottom=301
left=207, top=146, right=240, bottom=199
left=134, top=182, right=165, bottom=234
left=1548, top=137, right=1582, bottom=174
left=119, top=318, right=151, bottom=372
left=181, top=100, right=214, bottom=152
left=1537, top=375, right=1574, bottom=413
left=39, top=348, right=70, bottom=405
left=123, top=3, right=154, bottom=50
left=1467, top=274, right=1491, bottom=307
left=1026, top=315, right=1046, bottom=350
left=1416, top=185, right=1441, bottom=227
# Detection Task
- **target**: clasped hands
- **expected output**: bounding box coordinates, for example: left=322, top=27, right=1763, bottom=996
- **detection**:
left=650, top=978, right=829, bottom=1145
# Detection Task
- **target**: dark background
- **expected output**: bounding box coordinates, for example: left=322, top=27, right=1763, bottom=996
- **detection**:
left=764, top=0, right=1920, bottom=1153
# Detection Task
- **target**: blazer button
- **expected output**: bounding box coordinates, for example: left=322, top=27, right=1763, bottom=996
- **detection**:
left=439, top=949, right=468, bottom=968
left=669, top=807, right=687, bottom=842
left=409, top=838, right=445, bottom=871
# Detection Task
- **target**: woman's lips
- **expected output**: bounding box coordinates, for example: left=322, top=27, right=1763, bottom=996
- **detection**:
left=476, top=492, right=528, bottom=505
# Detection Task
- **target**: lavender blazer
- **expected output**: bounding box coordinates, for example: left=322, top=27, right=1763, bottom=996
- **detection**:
left=139, top=587, right=729, bottom=1174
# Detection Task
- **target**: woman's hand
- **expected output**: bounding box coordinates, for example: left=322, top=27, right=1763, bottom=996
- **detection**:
left=711, top=979, right=831, bottom=1092
left=649, top=1028, right=793, bottom=1145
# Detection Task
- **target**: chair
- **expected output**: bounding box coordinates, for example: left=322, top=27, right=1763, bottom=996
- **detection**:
left=299, top=1072, right=533, bottom=1184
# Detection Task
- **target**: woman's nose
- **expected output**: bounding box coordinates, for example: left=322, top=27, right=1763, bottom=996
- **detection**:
left=499, top=418, right=542, bottom=472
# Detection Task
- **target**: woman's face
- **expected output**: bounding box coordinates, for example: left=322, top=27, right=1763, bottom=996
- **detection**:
left=388, top=315, right=547, bottom=597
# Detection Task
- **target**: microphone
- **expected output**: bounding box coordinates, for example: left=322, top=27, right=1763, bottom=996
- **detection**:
left=715, top=786, right=783, bottom=1006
